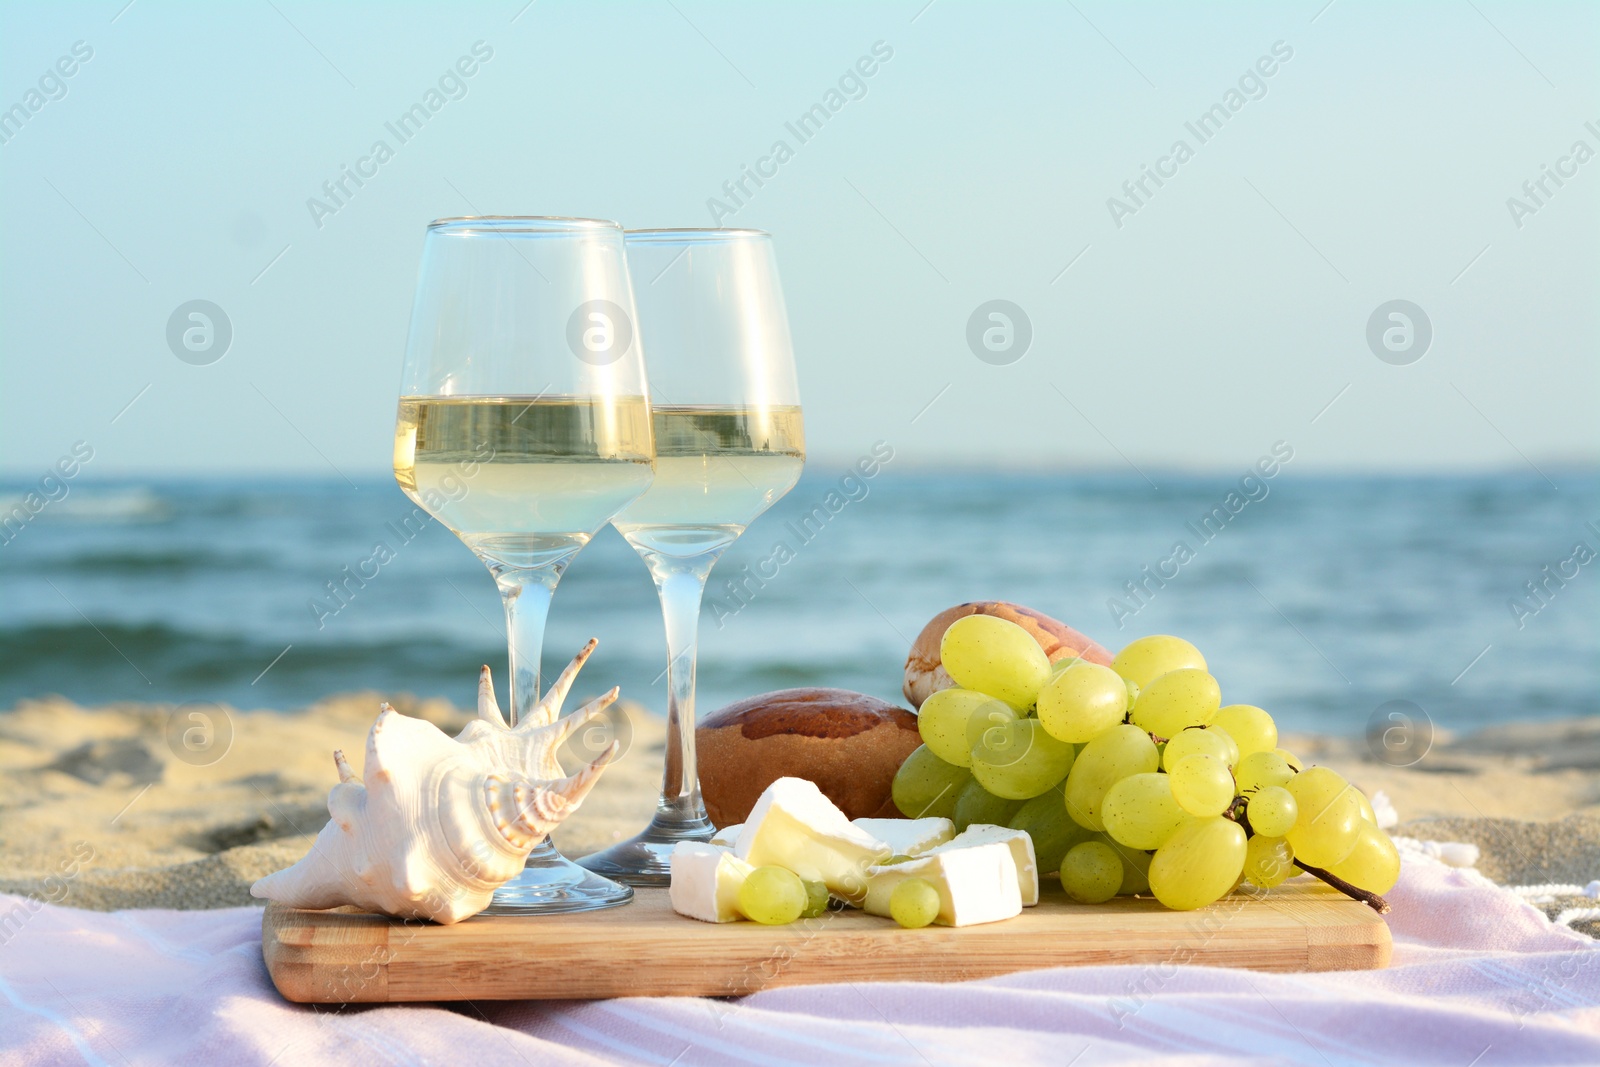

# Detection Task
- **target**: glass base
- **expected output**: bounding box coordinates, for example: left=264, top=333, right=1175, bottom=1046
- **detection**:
left=575, top=812, right=718, bottom=887
left=482, top=840, right=634, bottom=914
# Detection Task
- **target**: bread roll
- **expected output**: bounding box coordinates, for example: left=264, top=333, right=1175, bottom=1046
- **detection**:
left=696, top=688, right=920, bottom=828
left=903, top=602, right=1113, bottom=708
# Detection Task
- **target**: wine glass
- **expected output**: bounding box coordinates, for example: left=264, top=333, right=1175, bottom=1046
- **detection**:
left=393, top=216, right=654, bottom=913
left=578, top=229, right=805, bottom=885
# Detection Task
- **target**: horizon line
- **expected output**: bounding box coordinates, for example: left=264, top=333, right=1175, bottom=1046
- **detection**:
left=1, top=460, right=1597, bottom=486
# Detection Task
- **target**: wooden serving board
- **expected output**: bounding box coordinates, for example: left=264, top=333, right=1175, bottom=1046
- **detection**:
left=261, top=882, right=1389, bottom=1003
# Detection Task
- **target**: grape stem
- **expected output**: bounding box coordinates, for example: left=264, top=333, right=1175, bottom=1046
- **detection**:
left=1295, top=862, right=1391, bottom=914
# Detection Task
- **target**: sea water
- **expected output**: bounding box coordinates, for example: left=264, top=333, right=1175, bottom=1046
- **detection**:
left=0, top=470, right=1594, bottom=736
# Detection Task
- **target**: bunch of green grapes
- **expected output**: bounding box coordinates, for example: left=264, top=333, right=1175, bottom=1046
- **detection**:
left=897, top=615, right=1073, bottom=818
left=892, top=624, right=1401, bottom=912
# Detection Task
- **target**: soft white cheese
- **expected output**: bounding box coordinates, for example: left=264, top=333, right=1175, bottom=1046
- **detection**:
left=710, top=823, right=743, bottom=848
left=733, top=777, right=891, bottom=901
left=668, top=842, right=753, bottom=923
left=862, top=841, right=1022, bottom=927
left=851, top=817, right=955, bottom=857
left=929, top=824, right=1039, bottom=906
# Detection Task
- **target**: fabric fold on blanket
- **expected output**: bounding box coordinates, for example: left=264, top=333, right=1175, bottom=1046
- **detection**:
left=1, top=854, right=1595, bottom=1066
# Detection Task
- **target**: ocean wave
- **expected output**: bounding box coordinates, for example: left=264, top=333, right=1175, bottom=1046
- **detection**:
left=0, top=487, right=173, bottom=524
left=0, top=615, right=901, bottom=717
left=0, top=620, right=497, bottom=706
left=0, top=620, right=490, bottom=673
left=8, top=548, right=268, bottom=576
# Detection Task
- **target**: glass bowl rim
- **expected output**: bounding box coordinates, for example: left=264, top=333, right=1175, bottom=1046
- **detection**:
left=427, top=215, right=622, bottom=234
left=624, top=227, right=771, bottom=242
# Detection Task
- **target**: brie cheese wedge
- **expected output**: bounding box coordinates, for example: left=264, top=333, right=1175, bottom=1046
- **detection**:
left=669, top=842, right=753, bottom=923
left=929, top=824, right=1039, bottom=906
left=862, top=841, right=1022, bottom=927
left=851, top=817, right=955, bottom=858
left=734, top=777, right=891, bottom=901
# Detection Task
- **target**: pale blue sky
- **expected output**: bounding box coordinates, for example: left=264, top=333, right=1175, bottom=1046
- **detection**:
left=2, top=0, right=1596, bottom=477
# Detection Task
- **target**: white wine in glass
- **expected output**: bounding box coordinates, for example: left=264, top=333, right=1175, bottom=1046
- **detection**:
left=579, top=229, right=805, bottom=885
left=394, top=216, right=655, bottom=914
left=395, top=396, right=654, bottom=566
left=612, top=405, right=804, bottom=552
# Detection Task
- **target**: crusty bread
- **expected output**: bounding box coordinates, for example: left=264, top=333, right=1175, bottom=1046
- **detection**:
left=902, top=602, right=1113, bottom=708
left=695, top=688, right=921, bottom=827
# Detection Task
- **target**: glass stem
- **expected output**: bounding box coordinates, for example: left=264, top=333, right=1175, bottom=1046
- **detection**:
left=488, top=562, right=563, bottom=727
left=642, top=548, right=723, bottom=826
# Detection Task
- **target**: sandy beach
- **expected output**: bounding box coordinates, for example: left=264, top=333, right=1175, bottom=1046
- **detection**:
left=1, top=690, right=1595, bottom=935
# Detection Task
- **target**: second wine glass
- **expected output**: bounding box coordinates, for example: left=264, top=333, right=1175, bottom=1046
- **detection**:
left=578, top=229, right=805, bottom=885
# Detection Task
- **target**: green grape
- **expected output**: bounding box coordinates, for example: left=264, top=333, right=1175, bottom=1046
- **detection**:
left=1048, top=656, right=1083, bottom=679
left=889, top=877, right=941, bottom=928
left=1101, top=772, right=1189, bottom=849
left=1163, top=726, right=1234, bottom=771
left=1059, top=841, right=1122, bottom=904
left=1110, top=634, right=1207, bottom=689
left=1234, top=751, right=1294, bottom=793
left=1167, top=754, right=1235, bottom=817
left=1276, top=748, right=1304, bottom=772
left=971, top=718, right=1075, bottom=800
left=1246, top=785, right=1298, bottom=837
left=1063, top=723, right=1159, bottom=831
left=1325, top=822, right=1401, bottom=894
left=939, top=615, right=1051, bottom=711
left=953, top=776, right=1024, bottom=830
left=967, top=703, right=1019, bottom=749
left=1355, top=789, right=1378, bottom=825
left=1009, top=788, right=1096, bottom=873
left=880, top=854, right=915, bottom=865
left=1036, top=662, right=1129, bottom=743
left=738, top=865, right=806, bottom=925
left=1210, top=704, right=1278, bottom=758
left=1148, top=816, right=1247, bottom=911
left=892, top=744, right=972, bottom=820
left=917, top=688, right=1014, bottom=767
left=1124, top=678, right=1141, bottom=710
left=1102, top=838, right=1153, bottom=895
left=1284, top=767, right=1362, bottom=867
left=799, top=878, right=830, bottom=917
left=1130, top=668, right=1221, bottom=738
left=1243, top=835, right=1295, bottom=888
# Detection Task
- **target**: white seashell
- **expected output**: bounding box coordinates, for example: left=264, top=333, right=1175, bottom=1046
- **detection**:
left=250, top=642, right=620, bottom=924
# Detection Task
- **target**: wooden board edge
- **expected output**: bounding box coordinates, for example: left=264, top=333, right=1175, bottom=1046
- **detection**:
left=1303, top=915, right=1393, bottom=972
left=259, top=889, right=1393, bottom=1004
left=263, top=903, right=394, bottom=1004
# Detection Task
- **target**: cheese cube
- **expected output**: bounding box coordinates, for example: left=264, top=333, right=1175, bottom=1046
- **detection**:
left=669, top=842, right=753, bottom=923
left=710, top=823, right=743, bottom=848
left=851, top=817, right=955, bottom=857
left=930, top=824, right=1039, bottom=906
left=862, top=841, right=1022, bottom=927
left=734, top=778, right=891, bottom=901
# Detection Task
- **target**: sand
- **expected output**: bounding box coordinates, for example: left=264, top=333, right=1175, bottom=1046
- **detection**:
left=1, top=693, right=1596, bottom=937
left=0, top=690, right=673, bottom=911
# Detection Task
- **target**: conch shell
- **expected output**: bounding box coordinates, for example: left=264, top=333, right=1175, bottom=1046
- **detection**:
left=251, top=641, right=619, bottom=924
